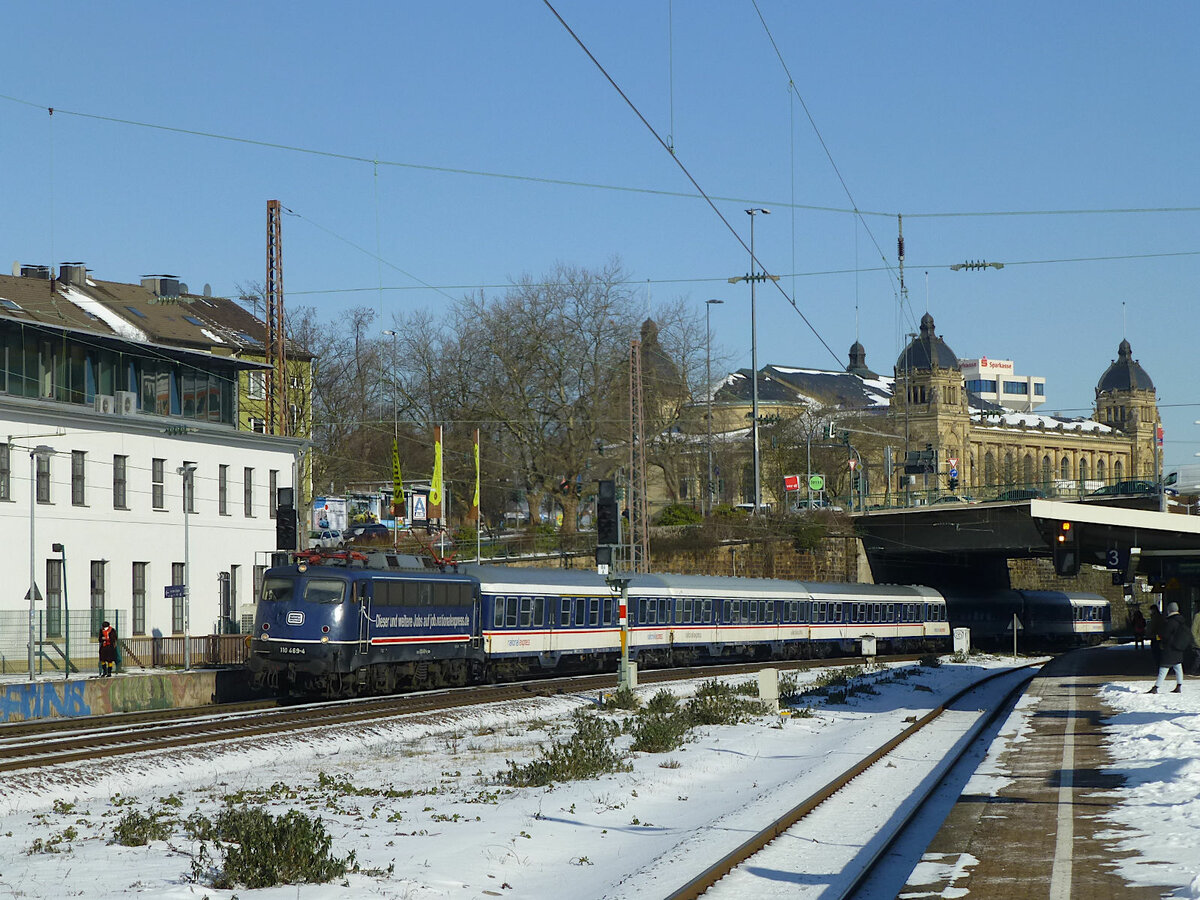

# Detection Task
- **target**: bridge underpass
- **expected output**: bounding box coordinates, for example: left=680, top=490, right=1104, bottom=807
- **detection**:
left=853, top=497, right=1200, bottom=621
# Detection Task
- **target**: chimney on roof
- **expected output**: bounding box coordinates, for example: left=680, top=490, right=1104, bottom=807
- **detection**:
left=58, top=262, right=87, bottom=287
left=141, top=275, right=181, bottom=300
left=20, top=265, right=51, bottom=280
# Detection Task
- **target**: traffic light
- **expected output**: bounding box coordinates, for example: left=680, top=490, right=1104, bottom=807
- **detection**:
left=276, top=505, right=298, bottom=551
left=1052, top=520, right=1080, bottom=576
left=596, top=479, right=618, bottom=546
left=948, top=475, right=959, bottom=492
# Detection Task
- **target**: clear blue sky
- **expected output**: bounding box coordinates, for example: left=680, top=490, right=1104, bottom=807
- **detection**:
left=4, top=2, right=1199, bottom=468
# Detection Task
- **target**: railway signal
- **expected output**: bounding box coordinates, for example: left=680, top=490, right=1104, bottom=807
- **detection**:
left=1053, top=520, right=1080, bottom=577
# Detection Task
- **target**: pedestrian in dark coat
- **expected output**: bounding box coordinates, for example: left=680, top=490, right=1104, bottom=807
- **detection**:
left=1148, top=602, right=1191, bottom=693
left=1149, top=605, right=1165, bottom=669
left=98, top=620, right=117, bottom=678
left=1131, top=608, right=1147, bottom=649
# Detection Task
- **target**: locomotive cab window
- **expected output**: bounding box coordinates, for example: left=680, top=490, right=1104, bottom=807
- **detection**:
left=305, top=579, right=347, bottom=604
left=261, top=577, right=296, bottom=603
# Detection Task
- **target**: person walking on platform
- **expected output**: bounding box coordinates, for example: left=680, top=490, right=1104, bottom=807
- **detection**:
left=1148, top=602, right=1190, bottom=694
left=98, top=620, right=117, bottom=678
left=1131, top=607, right=1147, bottom=649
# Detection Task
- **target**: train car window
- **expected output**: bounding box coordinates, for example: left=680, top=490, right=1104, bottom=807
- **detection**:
left=492, top=597, right=504, bottom=628
left=519, top=596, right=533, bottom=628
left=764, top=602, right=774, bottom=624
left=701, top=599, right=711, bottom=624
left=602, top=599, right=612, bottom=626
left=749, top=602, right=759, bottom=625
left=575, top=597, right=587, bottom=628
left=675, top=601, right=685, bottom=624
left=722, top=600, right=731, bottom=623
left=503, top=597, right=517, bottom=628
left=560, top=598, right=571, bottom=627
left=589, top=598, right=600, bottom=626
left=533, top=597, right=545, bottom=628
left=304, top=579, right=346, bottom=604
left=658, top=598, right=668, bottom=624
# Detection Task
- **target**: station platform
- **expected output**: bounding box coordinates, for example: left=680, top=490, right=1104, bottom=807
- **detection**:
left=907, top=644, right=1190, bottom=898
left=0, top=667, right=257, bottom=724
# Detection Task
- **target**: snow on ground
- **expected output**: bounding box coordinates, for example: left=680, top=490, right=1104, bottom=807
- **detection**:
left=0, top=655, right=1194, bottom=898
left=1096, top=680, right=1200, bottom=898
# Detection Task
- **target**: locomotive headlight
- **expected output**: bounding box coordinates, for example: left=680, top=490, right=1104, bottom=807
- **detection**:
left=321, top=635, right=330, bottom=643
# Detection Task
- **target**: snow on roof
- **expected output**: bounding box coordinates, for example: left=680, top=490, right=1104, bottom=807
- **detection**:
left=973, top=409, right=1113, bottom=433
left=59, top=284, right=147, bottom=342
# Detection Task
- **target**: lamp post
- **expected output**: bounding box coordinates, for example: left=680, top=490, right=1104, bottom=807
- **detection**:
left=382, top=329, right=400, bottom=548
left=28, top=445, right=54, bottom=680
left=705, top=299, right=724, bottom=515
left=746, top=208, right=769, bottom=514
left=177, top=463, right=196, bottom=670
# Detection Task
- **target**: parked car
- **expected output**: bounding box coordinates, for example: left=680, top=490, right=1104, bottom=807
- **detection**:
left=931, top=494, right=974, bottom=504
left=308, top=528, right=344, bottom=549
left=345, top=523, right=391, bottom=544
left=995, top=488, right=1046, bottom=502
left=1088, top=480, right=1158, bottom=497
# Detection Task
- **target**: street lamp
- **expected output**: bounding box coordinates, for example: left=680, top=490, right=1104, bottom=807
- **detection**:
left=177, top=463, right=196, bottom=670
left=28, top=445, right=54, bottom=680
left=382, top=330, right=399, bottom=548
left=705, top=299, right=724, bottom=515
left=746, top=208, right=769, bottom=513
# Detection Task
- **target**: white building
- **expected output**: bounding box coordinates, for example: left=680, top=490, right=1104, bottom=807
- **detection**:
left=959, top=356, right=1046, bottom=412
left=2, top=269, right=304, bottom=655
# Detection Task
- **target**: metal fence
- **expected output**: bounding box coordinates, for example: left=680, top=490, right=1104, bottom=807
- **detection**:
left=0, top=610, right=246, bottom=676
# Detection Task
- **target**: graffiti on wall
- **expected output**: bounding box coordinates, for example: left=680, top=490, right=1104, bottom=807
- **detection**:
left=0, top=673, right=217, bottom=723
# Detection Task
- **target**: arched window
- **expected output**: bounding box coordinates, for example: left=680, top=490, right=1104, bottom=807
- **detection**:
left=1080, top=457, right=1089, bottom=485
left=1041, top=455, right=1052, bottom=490
left=1022, top=454, right=1035, bottom=488
left=1114, top=459, right=1124, bottom=480
left=1002, top=452, right=1016, bottom=488
left=984, top=451, right=996, bottom=490
left=969, top=452, right=976, bottom=489
left=1059, top=456, right=1070, bottom=480
left=1097, top=458, right=1106, bottom=484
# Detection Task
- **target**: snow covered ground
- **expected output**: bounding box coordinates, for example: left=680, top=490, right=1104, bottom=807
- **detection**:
left=0, top=654, right=1196, bottom=898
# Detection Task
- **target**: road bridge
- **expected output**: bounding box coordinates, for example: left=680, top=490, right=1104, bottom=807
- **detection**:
left=853, top=497, right=1200, bottom=618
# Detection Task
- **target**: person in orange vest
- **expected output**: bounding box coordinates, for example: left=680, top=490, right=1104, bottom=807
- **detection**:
left=98, top=620, right=117, bottom=678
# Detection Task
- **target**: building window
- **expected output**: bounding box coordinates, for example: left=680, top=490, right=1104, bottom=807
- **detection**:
left=1060, top=457, right=1071, bottom=481
left=152, top=458, right=165, bottom=509
left=1002, top=381, right=1029, bottom=395
left=36, top=453, right=51, bottom=503
left=0, top=442, right=9, bottom=501
left=46, top=558, right=63, bottom=638
left=1097, top=458, right=1106, bottom=484
left=132, top=562, right=147, bottom=635
left=219, top=465, right=229, bottom=515
left=172, top=562, right=185, bottom=633
left=1042, top=455, right=1052, bottom=489
left=90, top=560, right=106, bottom=636
left=247, top=371, right=266, bottom=400
left=1080, top=457, right=1090, bottom=484
left=244, top=467, right=254, bottom=517
left=71, top=450, right=86, bottom=506
left=1114, top=460, right=1124, bottom=481
left=269, top=470, right=278, bottom=519
left=113, top=455, right=128, bottom=508
left=1022, top=454, right=1034, bottom=488
left=1034, top=383, right=1045, bottom=396
left=250, top=418, right=266, bottom=434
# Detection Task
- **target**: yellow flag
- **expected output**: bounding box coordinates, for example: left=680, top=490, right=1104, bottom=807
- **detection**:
left=473, top=433, right=480, bottom=511
left=392, top=438, right=404, bottom=515
left=429, top=435, right=443, bottom=506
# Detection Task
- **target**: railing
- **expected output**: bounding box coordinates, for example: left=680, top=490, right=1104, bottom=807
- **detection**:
left=0, top=610, right=247, bottom=676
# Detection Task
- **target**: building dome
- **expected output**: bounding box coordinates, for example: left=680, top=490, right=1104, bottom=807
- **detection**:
left=847, top=340, right=877, bottom=378
left=1096, top=338, right=1155, bottom=393
left=895, top=312, right=959, bottom=372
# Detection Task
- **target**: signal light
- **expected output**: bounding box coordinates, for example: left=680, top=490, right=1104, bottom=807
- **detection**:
left=1053, top=521, right=1080, bottom=576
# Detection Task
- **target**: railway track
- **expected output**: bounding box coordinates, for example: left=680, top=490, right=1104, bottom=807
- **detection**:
left=0, top=653, right=924, bottom=773
left=665, top=659, right=1043, bottom=899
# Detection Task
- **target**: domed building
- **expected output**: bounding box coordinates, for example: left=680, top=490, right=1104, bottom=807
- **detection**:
left=692, top=312, right=1161, bottom=508
left=889, top=317, right=1160, bottom=497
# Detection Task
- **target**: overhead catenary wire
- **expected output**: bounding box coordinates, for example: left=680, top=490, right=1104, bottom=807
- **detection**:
left=4, top=92, right=1196, bottom=221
